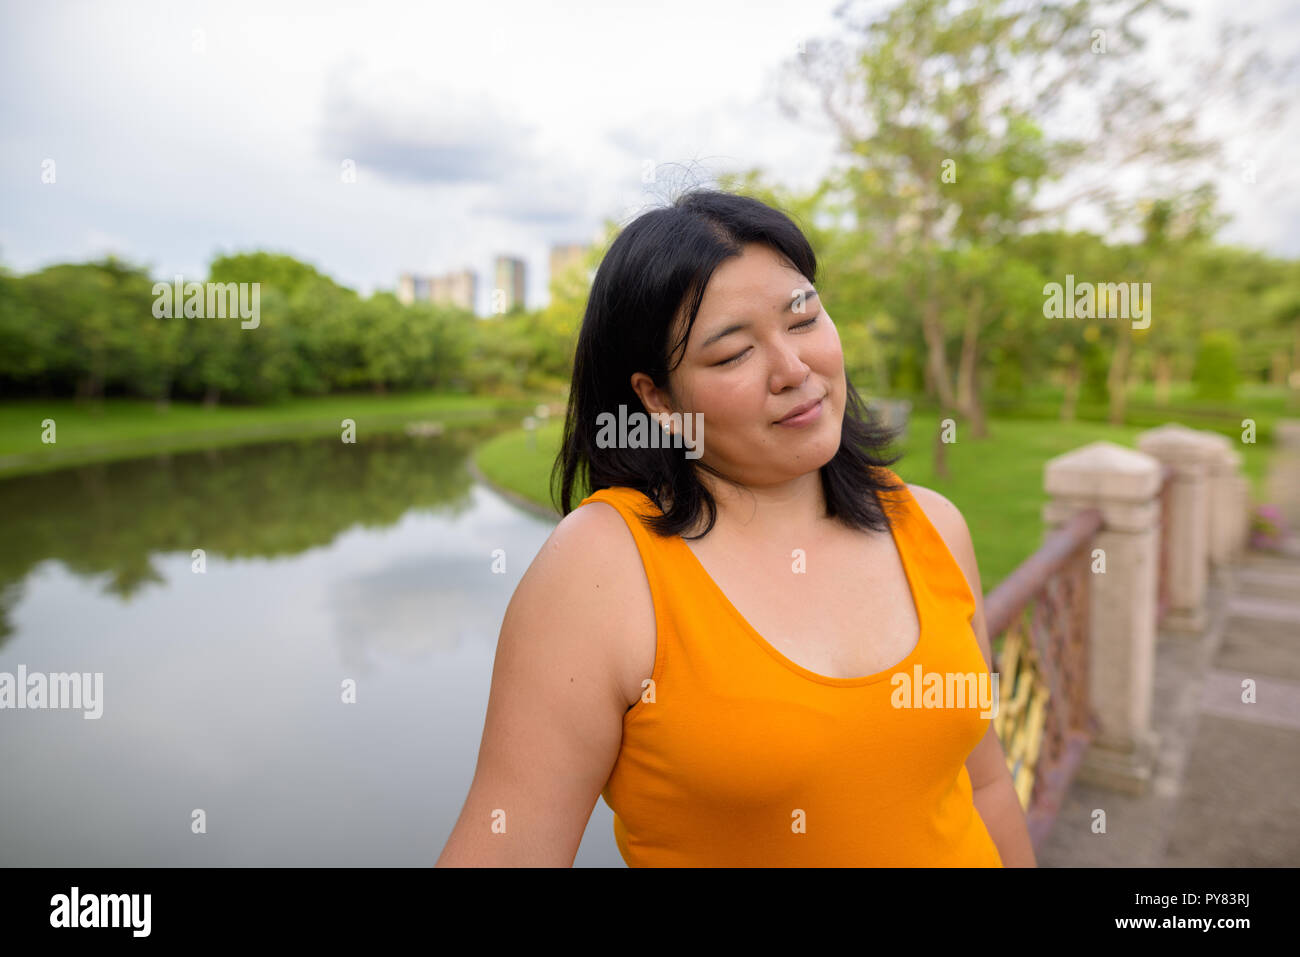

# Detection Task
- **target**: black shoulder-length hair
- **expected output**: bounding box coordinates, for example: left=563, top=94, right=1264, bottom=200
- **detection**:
left=553, top=186, right=906, bottom=540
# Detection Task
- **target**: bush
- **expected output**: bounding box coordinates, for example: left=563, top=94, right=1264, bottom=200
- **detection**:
left=1192, top=332, right=1240, bottom=401
left=1080, top=342, right=1110, bottom=405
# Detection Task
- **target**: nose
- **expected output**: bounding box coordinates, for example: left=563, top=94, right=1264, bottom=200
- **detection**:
left=770, top=334, right=811, bottom=391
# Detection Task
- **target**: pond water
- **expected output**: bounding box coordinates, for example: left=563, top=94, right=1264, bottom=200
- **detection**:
left=0, top=425, right=625, bottom=866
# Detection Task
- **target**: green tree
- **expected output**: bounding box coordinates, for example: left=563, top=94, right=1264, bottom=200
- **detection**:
left=1192, top=331, right=1240, bottom=401
left=783, top=0, right=1259, bottom=472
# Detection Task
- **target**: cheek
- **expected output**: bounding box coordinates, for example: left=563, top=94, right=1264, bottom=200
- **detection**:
left=821, top=323, right=844, bottom=361
left=689, top=377, right=768, bottom=434
left=698, top=387, right=758, bottom=427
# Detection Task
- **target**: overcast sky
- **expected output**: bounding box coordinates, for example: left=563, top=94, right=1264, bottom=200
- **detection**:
left=1, top=0, right=1297, bottom=314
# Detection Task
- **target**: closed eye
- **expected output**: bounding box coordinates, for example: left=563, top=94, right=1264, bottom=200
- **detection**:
left=714, top=315, right=819, bottom=367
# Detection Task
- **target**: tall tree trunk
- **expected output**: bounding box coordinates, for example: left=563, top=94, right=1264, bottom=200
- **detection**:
left=155, top=374, right=172, bottom=412
left=88, top=368, right=105, bottom=414
left=1061, top=357, right=1080, bottom=422
left=1270, top=349, right=1287, bottom=386
left=932, top=410, right=950, bottom=481
left=917, top=237, right=956, bottom=409
left=874, top=346, right=890, bottom=396
left=203, top=385, right=221, bottom=407
left=1108, top=325, right=1132, bottom=425
left=912, top=216, right=954, bottom=479
left=921, top=300, right=956, bottom=409
left=955, top=291, right=987, bottom=438
left=968, top=354, right=987, bottom=439
left=1154, top=353, right=1173, bottom=405
left=1292, top=323, right=1300, bottom=394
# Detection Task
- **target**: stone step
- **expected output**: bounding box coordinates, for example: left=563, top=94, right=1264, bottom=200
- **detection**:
left=1233, top=566, right=1300, bottom=599
left=1199, top=670, right=1300, bottom=731
left=1217, top=615, right=1300, bottom=682
left=1237, top=549, right=1300, bottom=574
left=1225, top=594, right=1300, bottom=625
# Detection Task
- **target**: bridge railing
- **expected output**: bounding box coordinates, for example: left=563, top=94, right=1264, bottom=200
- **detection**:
left=981, top=426, right=1250, bottom=854
left=986, top=508, right=1101, bottom=851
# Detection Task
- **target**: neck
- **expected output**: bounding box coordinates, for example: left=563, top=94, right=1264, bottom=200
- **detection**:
left=688, top=468, right=829, bottom=541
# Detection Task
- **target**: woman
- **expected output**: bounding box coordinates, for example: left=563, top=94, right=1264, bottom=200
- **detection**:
left=437, top=188, right=1035, bottom=867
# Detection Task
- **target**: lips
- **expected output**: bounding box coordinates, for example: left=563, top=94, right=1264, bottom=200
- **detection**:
left=776, top=395, right=825, bottom=423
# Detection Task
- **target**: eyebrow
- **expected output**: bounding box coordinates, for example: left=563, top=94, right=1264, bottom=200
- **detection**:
left=698, top=288, right=819, bottom=349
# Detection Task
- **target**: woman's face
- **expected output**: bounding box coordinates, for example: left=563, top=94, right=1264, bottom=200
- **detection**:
left=634, top=242, right=846, bottom=487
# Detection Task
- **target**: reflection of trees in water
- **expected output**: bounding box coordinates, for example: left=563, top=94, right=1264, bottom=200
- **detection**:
left=0, top=580, right=21, bottom=644
left=0, top=423, right=512, bottom=647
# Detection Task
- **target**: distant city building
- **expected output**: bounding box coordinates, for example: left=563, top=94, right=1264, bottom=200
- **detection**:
left=398, top=269, right=478, bottom=313
left=549, top=243, right=590, bottom=285
left=397, top=272, right=419, bottom=305
left=398, top=243, right=594, bottom=314
left=431, top=269, right=477, bottom=313
left=492, top=256, right=526, bottom=315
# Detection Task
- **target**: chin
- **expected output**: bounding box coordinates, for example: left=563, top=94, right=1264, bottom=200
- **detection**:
left=794, top=430, right=841, bottom=464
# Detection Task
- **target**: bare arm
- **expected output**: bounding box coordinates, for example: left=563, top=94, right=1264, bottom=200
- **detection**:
left=909, top=484, right=1038, bottom=868
left=435, top=503, right=646, bottom=866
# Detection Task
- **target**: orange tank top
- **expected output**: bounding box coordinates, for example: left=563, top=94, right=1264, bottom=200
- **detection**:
left=577, top=467, right=1004, bottom=867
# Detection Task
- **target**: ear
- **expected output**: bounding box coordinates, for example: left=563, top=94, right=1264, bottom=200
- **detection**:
left=629, top=372, right=676, bottom=422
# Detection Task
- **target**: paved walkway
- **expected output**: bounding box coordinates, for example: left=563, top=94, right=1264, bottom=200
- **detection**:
left=1039, top=421, right=1300, bottom=867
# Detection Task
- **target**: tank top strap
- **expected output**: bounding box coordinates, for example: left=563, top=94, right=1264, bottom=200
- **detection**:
left=575, top=485, right=680, bottom=624
left=871, top=466, right=977, bottom=622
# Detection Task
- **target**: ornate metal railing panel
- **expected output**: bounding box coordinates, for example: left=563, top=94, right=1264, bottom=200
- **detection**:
left=984, top=507, right=1103, bottom=852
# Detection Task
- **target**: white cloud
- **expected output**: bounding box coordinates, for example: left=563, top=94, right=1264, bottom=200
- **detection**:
left=0, top=0, right=1294, bottom=312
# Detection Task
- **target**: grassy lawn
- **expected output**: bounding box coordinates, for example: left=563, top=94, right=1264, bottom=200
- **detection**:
left=0, top=391, right=544, bottom=478
left=959, top=381, right=1299, bottom=444
left=474, top=411, right=1277, bottom=593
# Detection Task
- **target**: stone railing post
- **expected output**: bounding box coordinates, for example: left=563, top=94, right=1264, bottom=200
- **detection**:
left=1043, top=441, right=1163, bottom=795
left=1136, top=424, right=1221, bottom=633
left=1231, top=468, right=1251, bottom=557
left=1200, top=431, right=1246, bottom=581
left=1268, top=420, right=1300, bottom=531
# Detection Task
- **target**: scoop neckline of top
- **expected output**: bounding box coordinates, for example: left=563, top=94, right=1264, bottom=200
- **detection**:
left=624, top=481, right=927, bottom=688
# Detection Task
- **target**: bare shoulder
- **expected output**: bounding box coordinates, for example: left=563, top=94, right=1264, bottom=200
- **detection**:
left=903, top=483, right=980, bottom=589
left=549, top=499, right=650, bottom=590
left=905, top=484, right=969, bottom=545
left=544, top=499, right=656, bottom=708
left=540, top=500, right=652, bottom=630
left=549, top=496, right=636, bottom=554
